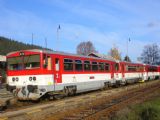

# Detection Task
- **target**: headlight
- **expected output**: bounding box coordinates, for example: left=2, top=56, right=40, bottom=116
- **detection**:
left=33, top=77, right=36, bottom=81
left=16, top=77, right=19, bottom=81
left=29, top=77, right=32, bottom=81
left=12, top=77, right=15, bottom=82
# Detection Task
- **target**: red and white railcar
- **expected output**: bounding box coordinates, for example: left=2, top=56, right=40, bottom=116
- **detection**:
left=6, top=49, right=121, bottom=100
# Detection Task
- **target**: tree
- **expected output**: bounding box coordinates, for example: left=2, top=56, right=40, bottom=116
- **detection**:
left=108, top=46, right=121, bottom=61
left=0, top=36, right=51, bottom=55
left=123, top=55, right=131, bottom=62
left=76, top=41, right=97, bottom=56
left=140, top=43, right=160, bottom=65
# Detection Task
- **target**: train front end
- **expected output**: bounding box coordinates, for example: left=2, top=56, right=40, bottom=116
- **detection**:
left=6, top=49, right=54, bottom=100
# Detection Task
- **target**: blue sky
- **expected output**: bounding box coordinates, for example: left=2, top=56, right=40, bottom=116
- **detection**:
left=0, top=0, right=160, bottom=61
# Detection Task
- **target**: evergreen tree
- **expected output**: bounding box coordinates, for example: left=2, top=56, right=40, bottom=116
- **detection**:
left=0, top=36, right=51, bottom=55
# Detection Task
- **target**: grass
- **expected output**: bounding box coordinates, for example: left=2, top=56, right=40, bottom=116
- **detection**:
left=112, top=97, right=160, bottom=120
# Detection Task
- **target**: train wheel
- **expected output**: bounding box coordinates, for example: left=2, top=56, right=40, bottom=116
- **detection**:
left=63, top=87, right=69, bottom=96
left=103, top=82, right=109, bottom=90
left=68, top=88, right=74, bottom=96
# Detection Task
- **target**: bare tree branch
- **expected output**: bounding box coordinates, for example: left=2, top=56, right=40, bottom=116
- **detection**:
left=140, top=43, right=160, bottom=65
left=76, top=41, right=97, bottom=56
left=108, top=46, right=122, bottom=61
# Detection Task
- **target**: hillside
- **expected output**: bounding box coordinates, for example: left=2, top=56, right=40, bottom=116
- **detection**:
left=0, top=36, right=50, bottom=55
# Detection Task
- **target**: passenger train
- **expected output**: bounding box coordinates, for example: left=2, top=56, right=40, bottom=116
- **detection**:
left=6, top=49, right=160, bottom=100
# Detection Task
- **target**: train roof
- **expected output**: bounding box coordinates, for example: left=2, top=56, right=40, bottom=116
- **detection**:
left=143, top=64, right=159, bottom=67
left=7, top=49, right=117, bottom=62
left=6, top=49, right=160, bottom=66
left=121, top=61, right=144, bottom=65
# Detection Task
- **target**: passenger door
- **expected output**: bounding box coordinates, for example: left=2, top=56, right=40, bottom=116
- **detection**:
left=54, top=58, right=61, bottom=85
left=121, top=63, right=125, bottom=78
left=114, top=63, right=120, bottom=80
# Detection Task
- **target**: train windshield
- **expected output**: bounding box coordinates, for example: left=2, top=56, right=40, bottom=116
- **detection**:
left=7, top=54, right=40, bottom=70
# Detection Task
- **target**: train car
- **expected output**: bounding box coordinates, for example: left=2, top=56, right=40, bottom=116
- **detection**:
left=142, top=64, right=160, bottom=81
left=6, top=49, right=121, bottom=100
left=121, top=62, right=144, bottom=83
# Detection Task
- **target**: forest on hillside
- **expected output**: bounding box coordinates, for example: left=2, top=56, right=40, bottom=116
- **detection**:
left=0, top=36, right=49, bottom=55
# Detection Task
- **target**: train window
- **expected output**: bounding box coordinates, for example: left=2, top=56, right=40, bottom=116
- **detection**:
left=136, top=66, right=143, bottom=72
left=84, top=61, right=91, bottom=71
left=42, top=55, right=52, bottom=70
left=126, top=65, right=137, bottom=72
left=55, top=58, right=59, bottom=71
left=115, top=63, right=119, bottom=71
left=47, top=56, right=52, bottom=70
left=140, top=66, right=145, bottom=71
left=105, top=63, right=110, bottom=71
left=75, top=60, right=83, bottom=71
left=136, top=66, right=139, bottom=71
left=8, top=56, right=22, bottom=70
left=92, top=62, right=98, bottom=71
left=8, top=55, right=40, bottom=70
left=99, top=63, right=104, bottom=71
left=64, top=59, right=73, bottom=71
left=148, top=66, right=157, bottom=72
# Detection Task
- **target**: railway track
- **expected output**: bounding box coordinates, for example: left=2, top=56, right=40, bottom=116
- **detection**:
left=60, top=81, right=160, bottom=120
left=0, top=80, right=159, bottom=120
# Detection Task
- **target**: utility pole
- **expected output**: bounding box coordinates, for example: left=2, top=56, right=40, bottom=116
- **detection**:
left=32, top=33, right=34, bottom=46
left=56, top=25, right=61, bottom=51
left=45, top=37, right=47, bottom=50
left=127, top=38, right=131, bottom=62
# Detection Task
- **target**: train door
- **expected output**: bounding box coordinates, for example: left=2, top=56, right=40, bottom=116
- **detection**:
left=114, top=63, right=120, bottom=80
left=111, top=63, right=114, bottom=79
left=114, top=62, right=123, bottom=86
left=54, top=57, right=61, bottom=85
left=121, top=63, right=125, bottom=78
